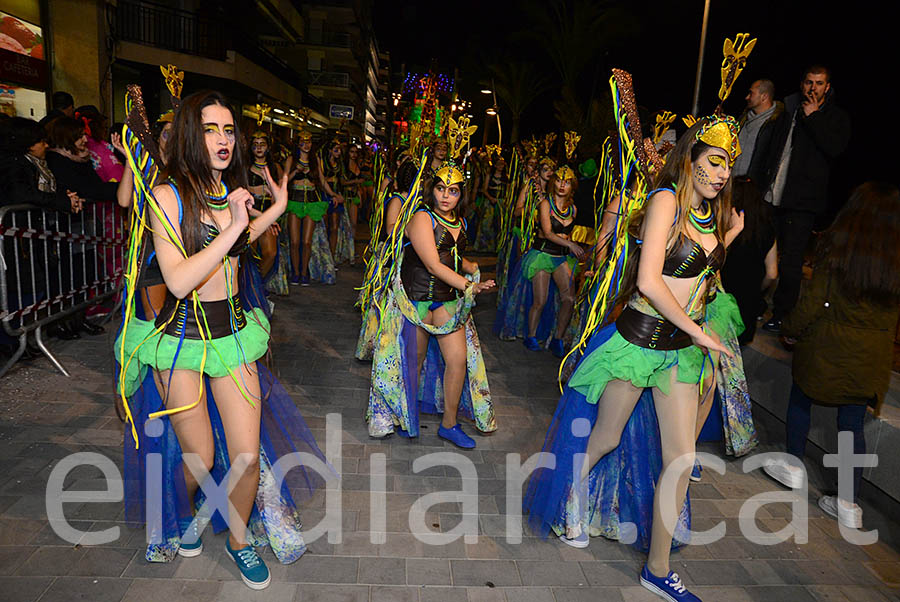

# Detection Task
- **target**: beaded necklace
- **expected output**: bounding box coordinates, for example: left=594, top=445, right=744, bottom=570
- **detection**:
left=431, top=209, right=461, bottom=229
left=550, top=197, right=573, bottom=221
left=206, top=181, right=229, bottom=211
left=689, top=199, right=716, bottom=234
left=252, top=159, right=267, bottom=170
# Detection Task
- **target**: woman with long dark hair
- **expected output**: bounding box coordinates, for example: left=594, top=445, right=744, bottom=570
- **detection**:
left=721, top=176, right=777, bottom=344
left=525, top=116, right=743, bottom=602
left=367, top=160, right=497, bottom=448
left=495, top=163, right=584, bottom=357
left=283, top=132, right=335, bottom=284
left=763, top=182, right=900, bottom=529
left=321, top=140, right=348, bottom=260
left=343, top=143, right=363, bottom=264
left=116, top=90, right=327, bottom=589
left=247, top=131, right=285, bottom=290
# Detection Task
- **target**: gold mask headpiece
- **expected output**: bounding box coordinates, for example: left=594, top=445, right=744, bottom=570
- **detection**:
left=543, top=132, right=557, bottom=156
left=652, top=111, right=677, bottom=144
left=555, top=165, right=575, bottom=181
left=539, top=156, right=557, bottom=170
left=434, top=162, right=466, bottom=187
left=251, top=131, right=269, bottom=141
left=719, top=33, right=757, bottom=102
left=255, top=103, right=271, bottom=127
left=297, top=130, right=313, bottom=143
left=695, top=115, right=742, bottom=165
left=157, top=63, right=184, bottom=123
left=160, top=64, right=184, bottom=101
left=564, top=131, right=580, bottom=161
left=446, top=115, right=477, bottom=161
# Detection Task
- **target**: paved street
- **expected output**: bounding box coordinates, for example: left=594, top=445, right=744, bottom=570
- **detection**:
left=2, top=263, right=900, bottom=602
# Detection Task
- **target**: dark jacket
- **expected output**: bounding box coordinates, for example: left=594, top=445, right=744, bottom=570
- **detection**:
left=761, top=90, right=851, bottom=213
left=739, top=101, right=783, bottom=187
left=783, top=268, right=899, bottom=413
left=0, top=153, right=72, bottom=212
left=45, top=151, right=118, bottom=204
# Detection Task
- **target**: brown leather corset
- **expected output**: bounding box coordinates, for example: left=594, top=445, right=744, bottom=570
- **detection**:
left=401, top=213, right=467, bottom=302
left=155, top=294, right=247, bottom=339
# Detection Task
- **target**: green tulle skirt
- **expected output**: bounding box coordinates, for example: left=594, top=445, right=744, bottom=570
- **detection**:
left=115, top=307, right=270, bottom=398
left=521, top=249, right=577, bottom=280
left=565, top=293, right=744, bottom=405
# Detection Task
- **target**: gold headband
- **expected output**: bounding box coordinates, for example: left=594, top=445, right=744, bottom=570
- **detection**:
left=539, top=157, right=556, bottom=170
left=297, top=131, right=312, bottom=142
left=695, top=115, right=742, bottom=164
left=434, top=162, right=465, bottom=187
left=555, top=165, right=575, bottom=181
left=251, top=131, right=269, bottom=140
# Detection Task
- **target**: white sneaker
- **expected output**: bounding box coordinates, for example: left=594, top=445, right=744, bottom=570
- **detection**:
left=558, top=530, right=590, bottom=549
left=762, top=457, right=805, bottom=489
left=818, top=495, right=863, bottom=529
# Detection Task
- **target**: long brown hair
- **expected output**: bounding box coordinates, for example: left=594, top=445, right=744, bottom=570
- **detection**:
left=816, top=182, right=900, bottom=305
left=165, top=90, right=248, bottom=254
left=617, top=118, right=734, bottom=304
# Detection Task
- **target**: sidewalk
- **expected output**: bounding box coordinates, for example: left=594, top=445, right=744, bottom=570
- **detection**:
left=1, top=265, right=898, bottom=602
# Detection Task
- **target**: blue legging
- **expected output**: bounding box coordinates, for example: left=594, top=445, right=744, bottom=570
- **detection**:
left=785, top=381, right=867, bottom=502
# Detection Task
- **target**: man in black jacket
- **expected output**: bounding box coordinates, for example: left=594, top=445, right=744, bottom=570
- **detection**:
left=760, top=65, right=850, bottom=332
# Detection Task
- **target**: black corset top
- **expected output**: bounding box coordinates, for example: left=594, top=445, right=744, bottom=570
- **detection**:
left=662, top=235, right=725, bottom=278
left=200, top=221, right=251, bottom=257
left=401, top=211, right=467, bottom=302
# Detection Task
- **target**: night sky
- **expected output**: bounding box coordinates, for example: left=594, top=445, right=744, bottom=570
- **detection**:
left=375, top=0, right=892, bottom=216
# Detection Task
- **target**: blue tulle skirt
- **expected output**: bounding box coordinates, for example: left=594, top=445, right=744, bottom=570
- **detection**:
left=493, top=251, right=560, bottom=344
left=523, top=322, right=691, bottom=552
left=123, top=362, right=329, bottom=563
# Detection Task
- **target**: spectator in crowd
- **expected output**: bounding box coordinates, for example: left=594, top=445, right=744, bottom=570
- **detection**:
left=74, top=105, right=125, bottom=183
left=0, top=117, right=82, bottom=212
left=721, top=176, right=777, bottom=345
left=759, top=65, right=851, bottom=332
left=45, top=116, right=118, bottom=337
left=39, top=91, right=75, bottom=125
left=763, top=182, right=900, bottom=530
left=45, top=116, right=118, bottom=204
left=733, top=79, right=781, bottom=183
left=0, top=117, right=85, bottom=344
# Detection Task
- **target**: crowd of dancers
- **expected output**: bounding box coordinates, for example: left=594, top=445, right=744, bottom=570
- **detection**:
left=108, top=54, right=899, bottom=602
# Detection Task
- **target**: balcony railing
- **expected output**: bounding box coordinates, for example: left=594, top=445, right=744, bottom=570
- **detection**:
left=308, top=71, right=350, bottom=89
left=114, top=0, right=227, bottom=61
left=305, top=30, right=351, bottom=48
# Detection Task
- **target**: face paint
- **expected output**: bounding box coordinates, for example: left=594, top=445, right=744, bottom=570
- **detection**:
left=707, top=154, right=727, bottom=168
left=694, top=162, right=713, bottom=187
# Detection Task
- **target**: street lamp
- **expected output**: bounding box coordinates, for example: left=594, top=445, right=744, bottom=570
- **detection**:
left=480, top=89, right=492, bottom=95
left=485, top=107, right=497, bottom=116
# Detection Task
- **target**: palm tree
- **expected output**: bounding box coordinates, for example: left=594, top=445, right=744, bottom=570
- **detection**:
left=483, top=62, right=550, bottom=143
left=519, top=0, right=637, bottom=132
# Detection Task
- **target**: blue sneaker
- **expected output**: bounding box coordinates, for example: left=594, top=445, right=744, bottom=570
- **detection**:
left=225, top=538, right=271, bottom=590
left=177, top=517, right=203, bottom=558
left=558, top=530, right=589, bottom=548
left=523, top=336, right=541, bottom=351
left=690, top=459, right=702, bottom=483
left=438, top=424, right=476, bottom=449
left=549, top=338, right=566, bottom=358
left=301, top=275, right=311, bottom=286
left=640, top=565, right=701, bottom=601
left=290, top=274, right=300, bottom=286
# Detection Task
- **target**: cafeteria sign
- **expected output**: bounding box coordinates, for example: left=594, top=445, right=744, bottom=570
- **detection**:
left=329, top=104, right=354, bottom=119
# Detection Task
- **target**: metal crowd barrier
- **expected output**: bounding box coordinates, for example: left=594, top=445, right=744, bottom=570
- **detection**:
left=0, top=201, right=127, bottom=378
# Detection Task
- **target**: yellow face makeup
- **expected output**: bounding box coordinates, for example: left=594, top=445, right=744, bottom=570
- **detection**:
left=707, top=154, right=727, bottom=168
left=203, top=123, right=235, bottom=136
